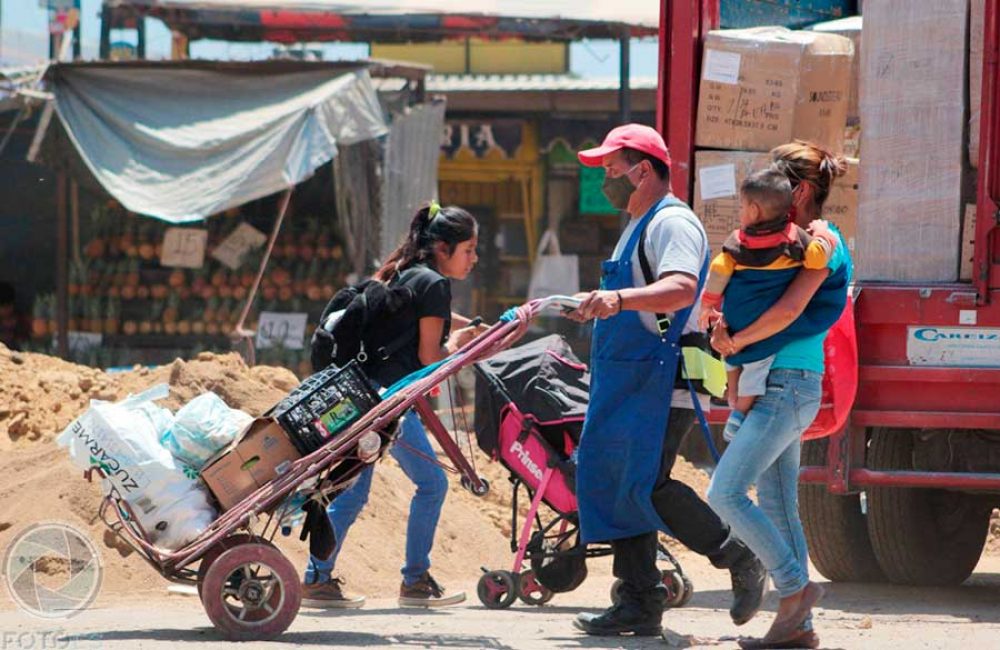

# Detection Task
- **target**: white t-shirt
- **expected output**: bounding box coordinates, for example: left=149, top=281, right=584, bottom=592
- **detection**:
left=610, top=202, right=710, bottom=410
left=611, top=204, right=709, bottom=336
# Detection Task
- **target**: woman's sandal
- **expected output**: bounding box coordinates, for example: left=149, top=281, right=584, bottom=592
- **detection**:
left=739, top=581, right=824, bottom=649
left=738, top=628, right=820, bottom=649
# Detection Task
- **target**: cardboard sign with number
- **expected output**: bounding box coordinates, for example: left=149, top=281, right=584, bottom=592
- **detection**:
left=256, top=312, right=308, bottom=350
left=211, top=223, right=268, bottom=270
left=161, top=228, right=208, bottom=269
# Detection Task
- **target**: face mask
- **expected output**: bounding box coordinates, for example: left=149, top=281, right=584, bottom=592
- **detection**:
left=601, top=164, right=642, bottom=210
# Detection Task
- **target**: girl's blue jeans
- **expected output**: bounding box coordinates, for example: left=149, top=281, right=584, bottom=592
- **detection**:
left=304, top=409, right=449, bottom=586
left=707, top=368, right=822, bottom=599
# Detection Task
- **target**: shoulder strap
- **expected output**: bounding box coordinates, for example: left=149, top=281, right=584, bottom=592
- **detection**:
left=638, top=196, right=689, bottom=335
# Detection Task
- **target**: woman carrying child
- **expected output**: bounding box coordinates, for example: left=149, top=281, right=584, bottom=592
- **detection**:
left=706, top=141, right=853, bottom=649
left=302, top=202, right=488, bottom=610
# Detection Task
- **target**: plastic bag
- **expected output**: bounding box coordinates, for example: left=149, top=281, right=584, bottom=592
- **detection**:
left=527, top=230, right=580, bottom=300
left=161, top=392, right=252, bottom=469
left=802, top=297, right=859, bottom=441
left=56, top=384, right=216, bottom=550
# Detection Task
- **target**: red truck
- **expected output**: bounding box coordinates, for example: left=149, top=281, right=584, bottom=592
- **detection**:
left=658, top=1, right=1000, bottom=586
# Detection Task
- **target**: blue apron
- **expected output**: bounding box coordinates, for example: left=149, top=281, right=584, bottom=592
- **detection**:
left=577, top=196, right=707, bottom=544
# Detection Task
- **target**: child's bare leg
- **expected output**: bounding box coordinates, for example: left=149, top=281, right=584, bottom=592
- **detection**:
left=726, top=368, right=741, bottom=409
left=734, top=394, right=756, bottom=415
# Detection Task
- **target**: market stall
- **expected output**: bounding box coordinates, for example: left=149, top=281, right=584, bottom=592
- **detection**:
left=17, top=58, right=440, bottom=375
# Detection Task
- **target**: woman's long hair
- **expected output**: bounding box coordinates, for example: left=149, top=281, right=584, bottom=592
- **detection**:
left=770, top=140, right=847, bottom=211
left=374, top=203, right=477, bottom=282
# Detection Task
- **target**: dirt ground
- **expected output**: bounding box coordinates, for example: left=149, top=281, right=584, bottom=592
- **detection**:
left=2, top=552, right=1000, bottom=649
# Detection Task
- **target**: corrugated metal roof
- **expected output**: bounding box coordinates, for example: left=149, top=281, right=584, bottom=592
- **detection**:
left=105, top=1, right=658, bottom=42
left=425, top=74, right=657, bottom=93
left=106, top=0, right=659, bottom=28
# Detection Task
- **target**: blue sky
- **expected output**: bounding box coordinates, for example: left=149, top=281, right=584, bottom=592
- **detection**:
left=0, top=0, right=659, bottom=78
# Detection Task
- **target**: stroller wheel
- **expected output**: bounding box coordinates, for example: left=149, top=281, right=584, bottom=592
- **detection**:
left=609, top=571, right=694, bottom=610
left=516, top=570, right=554, bottom=607
left=665, top=571, right=694, bottom=608
left=461, top=475, right=491, bottom=497
left=609, top=578, right=624, bottom=606
left=477, top=570, right=517, bottom=609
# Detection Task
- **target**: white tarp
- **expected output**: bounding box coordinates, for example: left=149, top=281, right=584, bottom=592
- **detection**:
left=105, top=0, right=659, bottom=29
left=50, top=65, right=388, bottom=223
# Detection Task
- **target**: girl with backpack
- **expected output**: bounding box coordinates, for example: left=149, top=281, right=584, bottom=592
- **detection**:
left=302, top=202, right=487, bottom=609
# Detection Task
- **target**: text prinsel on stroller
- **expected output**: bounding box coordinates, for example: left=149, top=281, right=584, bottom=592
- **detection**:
left=510, top=440, right=545, bottom=482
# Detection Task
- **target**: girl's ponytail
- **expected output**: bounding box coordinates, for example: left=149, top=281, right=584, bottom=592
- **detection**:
left=374, top=202, right=477, bottom=282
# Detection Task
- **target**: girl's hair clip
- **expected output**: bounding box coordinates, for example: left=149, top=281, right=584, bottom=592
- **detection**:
left=428, top=200, right=441, bottom=220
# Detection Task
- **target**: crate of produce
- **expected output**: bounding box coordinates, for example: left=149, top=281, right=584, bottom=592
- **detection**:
left=268, top=361, right=381, bottom=455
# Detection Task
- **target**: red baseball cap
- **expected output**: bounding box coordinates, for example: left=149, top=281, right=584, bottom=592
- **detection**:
left=578, top=124, right=672, bottom=168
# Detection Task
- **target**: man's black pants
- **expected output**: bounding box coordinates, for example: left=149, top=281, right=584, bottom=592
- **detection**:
left=611, top=408, right=730, bottom=591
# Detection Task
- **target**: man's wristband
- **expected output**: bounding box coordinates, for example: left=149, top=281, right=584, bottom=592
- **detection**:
left=615, top=290, right=624, bottom=313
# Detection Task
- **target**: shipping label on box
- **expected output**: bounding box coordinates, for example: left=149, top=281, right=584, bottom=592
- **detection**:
left=692, top=150, right=771, bottom=252
left=696, top=27, right=853, bottom=153
left=823, top=157, right=859, bottom=252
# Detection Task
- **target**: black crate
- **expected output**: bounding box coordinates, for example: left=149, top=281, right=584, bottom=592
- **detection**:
left=267, top=361, right=381, bottom=455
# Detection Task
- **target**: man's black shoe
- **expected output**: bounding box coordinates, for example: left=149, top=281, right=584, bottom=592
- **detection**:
left=573, top=585, right=665, bottom=636
left=709, top=537, right=769, bottom=625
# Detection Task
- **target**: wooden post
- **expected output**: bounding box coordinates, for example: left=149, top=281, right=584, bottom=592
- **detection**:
left=171, top=31, right=190, bottom=60
left=56, top=172, right=69, bottom=358
left=71, top=179, right=81, bottom=265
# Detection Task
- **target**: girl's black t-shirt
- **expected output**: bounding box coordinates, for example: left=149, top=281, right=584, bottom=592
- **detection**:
left=373, top=264, right=451, bottom=385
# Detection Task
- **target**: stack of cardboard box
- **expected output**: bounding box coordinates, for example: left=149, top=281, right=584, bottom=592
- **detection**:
left=693, top=27, right=856, bottom=254
left=856, top=0, right=968, bottom=282
left=811, top=16, right=862, bottom=158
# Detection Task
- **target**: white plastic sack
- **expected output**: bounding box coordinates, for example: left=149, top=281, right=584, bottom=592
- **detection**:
left=56, top=384, right=216, bottom=550
left=161, top=392, right=252, bottom=470
left=527, top=230, right=580, bottom=300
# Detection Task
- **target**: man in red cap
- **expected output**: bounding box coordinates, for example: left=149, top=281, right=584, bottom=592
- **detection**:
left=568, top=124, right=766, bottom=637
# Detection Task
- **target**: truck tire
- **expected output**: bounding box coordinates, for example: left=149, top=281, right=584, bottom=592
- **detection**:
left=866, top=428, right=992, bottom=586
left=799, top=438, right=885, bottom=582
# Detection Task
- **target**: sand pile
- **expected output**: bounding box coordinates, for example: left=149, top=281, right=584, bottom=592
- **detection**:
left=0, top=343, right=717, bottom=605
left=0, top=345, right=514, bottom=602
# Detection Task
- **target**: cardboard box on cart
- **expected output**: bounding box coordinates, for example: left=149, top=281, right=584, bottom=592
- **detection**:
left=200, top=417, right=302, bottom=511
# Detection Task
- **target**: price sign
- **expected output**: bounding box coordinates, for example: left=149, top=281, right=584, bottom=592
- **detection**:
left=67, top=331, right=102, bottom=354
left=211, top=223, right=268, bottom=270
left=160, top=228, right=208, bottom=269
left=256, top=312, right=308, bottom=350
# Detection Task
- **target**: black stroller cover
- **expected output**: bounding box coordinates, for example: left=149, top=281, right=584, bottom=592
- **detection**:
left=473, top=334, right=590, bottom=457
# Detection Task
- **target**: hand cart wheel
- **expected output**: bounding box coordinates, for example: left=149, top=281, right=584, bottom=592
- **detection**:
left=200, top=542, right=301, bottom=641
left=196, top=534, right=275, bottom=600
left=461, top=475, right=490, bottom=496
left=476, top=570, right=517, bottom=609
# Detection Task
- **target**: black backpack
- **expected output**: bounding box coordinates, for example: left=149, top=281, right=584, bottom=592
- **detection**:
left=309, top=275, right=418, bottom=376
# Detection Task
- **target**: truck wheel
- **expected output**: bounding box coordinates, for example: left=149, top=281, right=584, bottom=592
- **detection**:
left=799, top=438, right=885, bottom=582
left=866, top=429, right=992, bottom=586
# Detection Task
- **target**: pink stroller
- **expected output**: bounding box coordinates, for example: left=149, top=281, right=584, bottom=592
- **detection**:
left=472, top=334, right=693, bottom=609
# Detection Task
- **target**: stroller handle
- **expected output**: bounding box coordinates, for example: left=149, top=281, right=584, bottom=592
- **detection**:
left=534, top=295, right=583, bottom=314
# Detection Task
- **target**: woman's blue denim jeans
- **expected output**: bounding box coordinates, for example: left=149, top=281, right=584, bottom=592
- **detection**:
left=304, top=409, right=449, bottom=586
left=707, top=368, right=822, bottom=599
